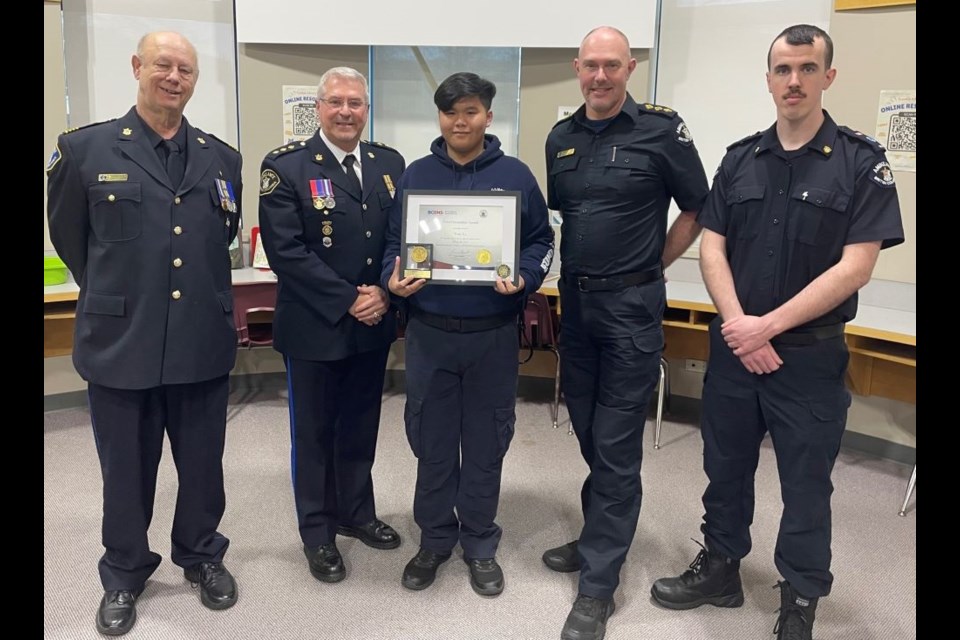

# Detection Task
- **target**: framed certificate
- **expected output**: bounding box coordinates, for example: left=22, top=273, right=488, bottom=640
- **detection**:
left=400, top=190, right=521, bottom=286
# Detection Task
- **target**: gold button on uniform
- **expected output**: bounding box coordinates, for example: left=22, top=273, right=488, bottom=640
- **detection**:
left=174, top=196, right=182, bottom=205
left=108, top=194, right=116, bottom=202
left=174, top=226, right=183, bottom=235
left=173, top=258, right=183, bottom=268
left=171, top=290, right=182, bottom=300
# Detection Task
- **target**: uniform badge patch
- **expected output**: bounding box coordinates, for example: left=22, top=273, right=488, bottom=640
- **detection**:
left=260, top=169, right=281, bottom=195
left=46, top=145, right=62, bottom=173
left=557, top=148, right=575, bottom=158
left=676, top=121, right=693, bottom=146
left=871, top=161, right=896, bottom=188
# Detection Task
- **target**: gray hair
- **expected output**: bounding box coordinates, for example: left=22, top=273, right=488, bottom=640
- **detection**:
left=318, top=67, right=370, bottom=104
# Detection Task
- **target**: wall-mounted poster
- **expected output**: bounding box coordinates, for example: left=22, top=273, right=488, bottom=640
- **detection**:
left=875, top=90, right=916, bottom=173
left=282, top=86, right=318, bottom=144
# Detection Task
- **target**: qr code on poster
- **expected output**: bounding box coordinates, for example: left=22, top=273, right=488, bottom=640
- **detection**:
left=887, top=112, right=916, bottom=153
left=292, top=103, right=317, bottom=137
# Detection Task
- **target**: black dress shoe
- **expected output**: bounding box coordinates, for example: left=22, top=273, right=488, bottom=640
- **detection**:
left=95, top=587, right=143, bottom=636
left=543, top=540, right=581, bottom=573
left=401, top=548, right=451, bottom=591
left=304, top=542, right=346, bottom=583
left=561, top=594, right=616, bottom=640
left=183, top=561, right=238, bottom=610
left=337, top=518, right=402, bottom=550
left=464, top=557, right=504, bottom=596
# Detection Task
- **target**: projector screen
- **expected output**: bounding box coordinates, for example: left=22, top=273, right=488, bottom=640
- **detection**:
left=235, top=0, right=657, bottom=49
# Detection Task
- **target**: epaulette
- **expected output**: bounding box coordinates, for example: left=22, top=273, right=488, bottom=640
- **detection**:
left=638, top=102, right=677, bottom=117
left=551, top=113, right=575, bottom=130
left=204, top=131, right=240, bottom=154
left=838, top=126, right=886, bottom=152
left=726, top=131, right=763, bottom=151
left=267, top=141, right=309, bottom=157
left=61, top=118, right=117, bottom=136
left=363, top=139, right=401, bottom=155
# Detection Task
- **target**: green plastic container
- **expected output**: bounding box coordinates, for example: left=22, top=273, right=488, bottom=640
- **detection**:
left=44, top=255, right=68, bottom=286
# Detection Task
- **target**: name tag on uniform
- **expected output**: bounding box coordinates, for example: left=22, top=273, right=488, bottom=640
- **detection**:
left=98, top=173, right=128, bottom=182
left=556, top=148, right=575, bottom=158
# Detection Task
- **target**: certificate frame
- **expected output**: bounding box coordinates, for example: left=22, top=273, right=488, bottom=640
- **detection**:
left=400, top=189, right=521, bottom=286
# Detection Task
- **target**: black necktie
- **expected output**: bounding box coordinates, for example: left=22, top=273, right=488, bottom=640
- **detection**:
left=164, top=139, right=185, bottom=188
left=342, top=154, right=362, bottom=194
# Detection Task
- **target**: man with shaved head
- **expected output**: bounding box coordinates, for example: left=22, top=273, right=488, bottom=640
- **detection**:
left=543, top=25, right=709, bottom=640
left=47, top=31, right=242, bottom=635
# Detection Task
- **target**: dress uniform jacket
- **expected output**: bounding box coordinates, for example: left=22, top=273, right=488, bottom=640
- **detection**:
left=258, top=132, right=405, bottom=361
left=46, top=106, right=242, bottom=390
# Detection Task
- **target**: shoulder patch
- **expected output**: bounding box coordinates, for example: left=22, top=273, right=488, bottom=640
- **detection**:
left=638, top=102, right=676, bottom=118
left=268, top=142, right=308, bottom=158
left=260, top=169, right=281, bottom=195
left=869, top=160, right=896, bottom=188
left=46, top=144, right=62, bottom=174
left=726, top=131, right=763, bottom=152
left=61, top=118, right=118, bottom=136
left=363, top=140, right=402, bottom=155
left=675, top=121, right=694, bottom=146
left=838, top=125, right=886, bottom=152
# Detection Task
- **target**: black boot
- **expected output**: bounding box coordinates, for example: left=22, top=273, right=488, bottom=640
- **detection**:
left=773, top=581, right=818, bottom=640
left=650, top=540, right=744, bottom=610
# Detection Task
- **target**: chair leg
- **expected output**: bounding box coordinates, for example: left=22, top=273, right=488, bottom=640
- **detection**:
left=898, top=464, right=916, bottom=517
left=654, top=358, right=667, bottom=450
left=552, top=348, right=560, bottom=429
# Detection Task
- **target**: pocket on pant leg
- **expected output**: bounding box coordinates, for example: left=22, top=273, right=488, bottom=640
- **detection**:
left=807, top=390, right=851, bottom=452
left=494, top=407, right=516, bottom=458
left=404, top=398, right=424, bottom=459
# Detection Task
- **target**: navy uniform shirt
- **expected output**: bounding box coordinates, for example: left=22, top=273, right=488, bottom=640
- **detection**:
left=697, top=111, right=905, bottom=326
left=545, top=93, right=709, bottom=277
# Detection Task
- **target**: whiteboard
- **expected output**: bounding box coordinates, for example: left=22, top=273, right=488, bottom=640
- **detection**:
left=235, top=0, right=657, bottom=49
left=60, top=0, right=239, bottom=146
left=655, top=0, right=832, bottom=252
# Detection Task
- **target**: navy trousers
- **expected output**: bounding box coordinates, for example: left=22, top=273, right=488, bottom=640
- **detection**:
left=700, top=318, right=850, bottom=598
left=403, top=317, right=518, bottom=560
left=559, top=277, right=665, bottom=600
left=285, top=347, right=390, bottom=548
left=88, top=375, right=230, bottom=591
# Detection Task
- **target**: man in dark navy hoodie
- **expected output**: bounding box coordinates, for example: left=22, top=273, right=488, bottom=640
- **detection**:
left=381, top=72, right=554, bottom=597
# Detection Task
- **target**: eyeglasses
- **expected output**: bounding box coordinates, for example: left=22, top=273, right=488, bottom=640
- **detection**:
left=318, top=97, right=367, bottom=111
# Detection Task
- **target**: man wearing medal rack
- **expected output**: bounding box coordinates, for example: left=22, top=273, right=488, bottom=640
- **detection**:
left=257, top=67, right=407, bottom=585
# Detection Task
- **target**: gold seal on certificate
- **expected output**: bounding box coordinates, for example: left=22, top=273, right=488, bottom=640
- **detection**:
left=404, top=243, right=433, bottom=279
left=411, top=245, right=429, bottom=263
left=476, top=249, right=492, bottom=265
left=496, top=264, right=511, bottom=278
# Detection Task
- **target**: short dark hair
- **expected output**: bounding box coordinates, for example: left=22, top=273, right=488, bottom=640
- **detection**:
left=767, top=24, right=834, bottom=70
left=434, top=72, right=497, bottom=112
